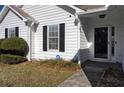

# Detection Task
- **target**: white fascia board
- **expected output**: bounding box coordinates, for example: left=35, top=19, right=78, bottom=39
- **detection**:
left=0, top=5, right=7, bottom=15
left=68, top=5, right=85, bottom=13
left=0, top=6, right=9, bottom=23
left=77, top=7, right=108, bottom=15
left=0, top=6, right=8, bottom=19
left=105, top=5, right=110, bottom=8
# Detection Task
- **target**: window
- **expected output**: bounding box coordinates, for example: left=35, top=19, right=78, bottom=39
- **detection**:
left=8, top=27, right=16, bottom=38
left=48, top=25, right=59, bottom=50
left=5, top=27, right=19, bottom=38
left=43, top=23, right=65, bottom=52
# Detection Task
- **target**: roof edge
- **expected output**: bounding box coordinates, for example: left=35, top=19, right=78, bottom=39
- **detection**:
left=57, top=5, right=76, bottom=15
left=77, top=6, right=108, bottom=15
left=8, top=5, right=27, bottom=21
left=0, top=5, right=38, bottom=24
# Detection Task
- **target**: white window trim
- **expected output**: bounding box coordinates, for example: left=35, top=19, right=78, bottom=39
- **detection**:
left=47, top=24, right=59, bottom=52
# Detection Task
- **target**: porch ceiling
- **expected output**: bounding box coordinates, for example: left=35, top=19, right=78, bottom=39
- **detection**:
left=78, top=6, right=124, bottom=19
left=79, top=10, right=107, bottom=18
left=75, top=5, right=105, bottom=11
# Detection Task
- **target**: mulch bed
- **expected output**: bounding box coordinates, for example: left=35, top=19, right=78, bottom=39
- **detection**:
left=98, top=66, right=124, bottom=87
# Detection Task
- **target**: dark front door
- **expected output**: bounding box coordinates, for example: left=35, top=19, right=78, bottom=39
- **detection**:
left=95, top=27, right=108, bottom=58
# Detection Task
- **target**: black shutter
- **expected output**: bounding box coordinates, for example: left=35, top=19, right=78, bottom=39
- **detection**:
left=15, top=27, right=19, bottom=37
left=5, top=28, right=8, bottom=38
left=59, top=23, right=65, bottom=52
left=43, top=26, right=47, bottom=51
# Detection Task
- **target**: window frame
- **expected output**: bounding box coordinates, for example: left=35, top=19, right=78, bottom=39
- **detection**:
left=47, top=24, right=59, bottom=51
left=8, top=27, right=16, bottom=38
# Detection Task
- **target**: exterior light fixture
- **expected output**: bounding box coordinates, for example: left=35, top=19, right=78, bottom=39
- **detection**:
left=99, top=14, right=106, bottom=18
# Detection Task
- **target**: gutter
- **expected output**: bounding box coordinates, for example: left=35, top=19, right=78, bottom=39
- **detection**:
left=74, top=12, right=81, bottom=64
left=77, top=14, right=81, bottom=64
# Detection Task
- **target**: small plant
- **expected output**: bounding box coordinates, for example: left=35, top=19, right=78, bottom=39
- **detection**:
left=63, top=61, right=78, bottom=67
left=0, top=54, right=27, bottom=64
left=38, top=59, right=80, bottom=70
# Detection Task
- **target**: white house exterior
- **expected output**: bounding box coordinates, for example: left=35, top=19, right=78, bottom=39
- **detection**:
left=1, top=5, right=124, bottom=71
left=0, top=5, right=81, bottom=62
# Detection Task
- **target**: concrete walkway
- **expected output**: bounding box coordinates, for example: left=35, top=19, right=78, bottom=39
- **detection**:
left=82, top=61, right=111, bottom=86
left=58, top=70, right=91, bottom=87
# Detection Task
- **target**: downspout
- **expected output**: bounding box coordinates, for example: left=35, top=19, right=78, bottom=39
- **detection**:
left=75, top=12, right=81, bottom=64
left=78, top=17, right=81, bottom=64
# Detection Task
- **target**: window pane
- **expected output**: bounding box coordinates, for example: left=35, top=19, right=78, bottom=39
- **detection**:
left=49, top=25, right=58, bottom=38
left=9, top=27, right=16, bottom=38
left=48, top=24, right=58, bottom=50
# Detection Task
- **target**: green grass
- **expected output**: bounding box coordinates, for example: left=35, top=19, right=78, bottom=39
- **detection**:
left=0, top=61, right=80, bottom=87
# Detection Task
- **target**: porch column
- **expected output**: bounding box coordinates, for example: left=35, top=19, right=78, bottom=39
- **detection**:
left=27, top=26, right=32, bottom=61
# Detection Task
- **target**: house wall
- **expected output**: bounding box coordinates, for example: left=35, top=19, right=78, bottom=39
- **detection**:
left=22, top=5, right=79, bottom=61
left=79, top=18, right=90, bottom=63
left=0, top=10, right=30, bottom=59
left=80, top=9, right=124, bottom=63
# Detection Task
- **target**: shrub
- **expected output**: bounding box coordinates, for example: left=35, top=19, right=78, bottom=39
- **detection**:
left=1, top=38, right=29, bottom=56
left=0, top=39, right=5, bottom=55
left=0, top=54, right=27, bottom=64
left=0, top=39, right=5, bottom=49
left=0, top=39, right=5, bottom=45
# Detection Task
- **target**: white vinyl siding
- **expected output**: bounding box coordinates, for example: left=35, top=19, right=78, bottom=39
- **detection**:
left=79, top=18, right=90, bottom=63
left=0, top=10, right=28, bottom=41
left=22, top=5, right=78, bottom=60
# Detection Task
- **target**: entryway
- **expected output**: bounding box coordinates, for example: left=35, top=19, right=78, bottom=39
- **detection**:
left=95, top=27, right=108, bottom=58
left=94, top=26, right=115, bottom=62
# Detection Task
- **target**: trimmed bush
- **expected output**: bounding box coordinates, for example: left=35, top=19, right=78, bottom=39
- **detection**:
left=1, top=38, right=29, bottom=56
left=0, top=39, right=5, bottom=49
left=0, top=39, right=5, bottom=55
left=0, top=39, right=4, bottom=45
left=0, top=54, right=27, bottom=64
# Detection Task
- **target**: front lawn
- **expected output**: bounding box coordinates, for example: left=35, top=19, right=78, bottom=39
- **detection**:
left=0, top=60, right=80, bottom=87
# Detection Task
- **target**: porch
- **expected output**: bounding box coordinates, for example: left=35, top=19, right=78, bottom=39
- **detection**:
left=79, top=6, right=124, bottom=64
